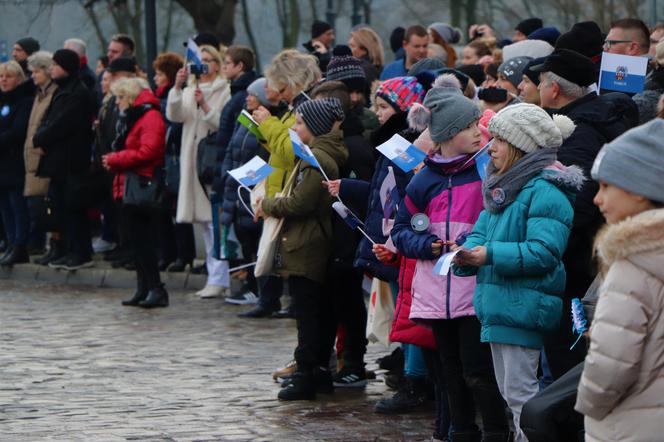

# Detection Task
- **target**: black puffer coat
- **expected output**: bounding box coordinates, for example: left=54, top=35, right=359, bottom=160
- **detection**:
left=0, top=81, right=33, bottom=190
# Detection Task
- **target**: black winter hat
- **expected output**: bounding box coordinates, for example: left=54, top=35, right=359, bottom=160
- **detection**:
left=311, top=20, right=333, bottom=39
left=326, top=45, right=366, bottom=92
left=515, top=18, right=543, bottom=36
left=555, top=21, right=603, bottom=61
left=183, top=32, right=220, bottom=49
left=456, top=64, right=485, bottom=87
left=522, top=57, right=547, bottom=85
left=530, top=49, right=596, bottom=87
left=52, top=49, right=80, bottom=77
left=107, top=57, right=137, bottom=74
left=15, top=37, right=40, bottom=55
left=390, top=27, right=406, bottom=54
left=297, top=98, right=345, bottom=137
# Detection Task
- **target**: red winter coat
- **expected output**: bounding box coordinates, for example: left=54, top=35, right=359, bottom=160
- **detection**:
left=389, top=255, right=436, bottom=350
left=104, top=89, right=165, bottom=200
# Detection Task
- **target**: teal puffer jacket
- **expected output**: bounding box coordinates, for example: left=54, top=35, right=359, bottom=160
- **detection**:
left=455, top=165, right=582, bottom=349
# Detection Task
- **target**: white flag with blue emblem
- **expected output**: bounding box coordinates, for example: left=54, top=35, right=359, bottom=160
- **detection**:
left=185, top=37, right=203, bottom=67
left=599, top=52, right=647, bottom=94
left=228, top=156, right=274, bottom=188
left=288, top=129, right=321, bottom=168
left=376, top=134, right=427, bottom=173
left=433, top=250, right=461, bottom=276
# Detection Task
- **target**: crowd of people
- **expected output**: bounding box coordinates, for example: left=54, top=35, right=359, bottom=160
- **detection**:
left=2, top=13, right=664, bottom=442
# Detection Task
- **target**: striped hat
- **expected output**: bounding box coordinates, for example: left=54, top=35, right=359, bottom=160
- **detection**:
left=375, top=76, right=425, bottom=113
left=326, top=45, right=366, bottom=86
left=297, top=98, right=345, bottom=136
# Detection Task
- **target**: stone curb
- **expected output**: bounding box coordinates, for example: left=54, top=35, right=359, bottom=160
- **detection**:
left=0, top=263, right=208, bottom=291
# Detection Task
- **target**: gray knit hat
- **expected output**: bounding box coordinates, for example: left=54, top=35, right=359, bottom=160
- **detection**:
left=488, top=103, right=576, bottom=153
left=247, top=78, right=270, bottom=106
left=591, top=118, right=664, bottom=203
left=428, top=22, right=461, bottom=44
left=421, top=87, right=480, bottom=142
left=498, top=56, right=533, bottom=88
left=297, top=98, right=345, bottom=136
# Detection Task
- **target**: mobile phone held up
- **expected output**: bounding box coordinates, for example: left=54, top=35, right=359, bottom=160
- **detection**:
left=187, top=63, right=209, bottom=77
left=478, top=87, right=508, bottom=103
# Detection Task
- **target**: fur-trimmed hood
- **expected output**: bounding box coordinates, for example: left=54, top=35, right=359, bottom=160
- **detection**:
left=595, top=208, right=664, bottom=279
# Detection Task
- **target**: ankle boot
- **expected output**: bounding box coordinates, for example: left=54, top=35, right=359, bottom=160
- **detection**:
left=121, top=286, right=149, bottom=306
left=34, top=239, right=65, bottom=266
left=0, top=246, right=13, bottom=263
left=139, top=284, right=169, bottom=308
left=0, top=245, right=29, bottom=266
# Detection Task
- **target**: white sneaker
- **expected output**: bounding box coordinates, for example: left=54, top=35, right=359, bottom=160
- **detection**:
left=92, top=237, right=116, bottom=253
left=196, top=285, right=229, bottom=299
left=224, top=291, right=259, bottom=305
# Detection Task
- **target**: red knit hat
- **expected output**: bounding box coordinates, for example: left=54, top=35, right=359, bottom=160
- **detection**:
left=375, top=76, right=425, bottom=113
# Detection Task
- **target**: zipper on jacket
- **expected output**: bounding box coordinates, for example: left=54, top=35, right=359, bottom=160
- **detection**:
left=445, top=175, right=453, bottom=319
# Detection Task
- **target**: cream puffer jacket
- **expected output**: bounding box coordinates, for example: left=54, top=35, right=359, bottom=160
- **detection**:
left=575, top=208, right=664, bottom=442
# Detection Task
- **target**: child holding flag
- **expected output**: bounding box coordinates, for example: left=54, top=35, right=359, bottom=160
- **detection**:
left=255, top=98, right=348, bottom=401
left=390, top=78, right=509, bottom=442
left=453, top=103, right=583, bottom=442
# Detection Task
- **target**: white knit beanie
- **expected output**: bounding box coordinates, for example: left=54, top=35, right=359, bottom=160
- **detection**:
left=488, top=103, right=575, bottom=153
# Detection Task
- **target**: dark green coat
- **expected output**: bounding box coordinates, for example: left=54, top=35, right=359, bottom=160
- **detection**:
left=262, top=129, right=348, bottom=284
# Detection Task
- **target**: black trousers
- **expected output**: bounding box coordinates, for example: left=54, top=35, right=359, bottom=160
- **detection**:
left=233, top=224, right=260, bottom=294
left=258, top=275, right=283, bottom=310
left=423, top=348, right=451, bottom=440
left=50, top=179, right=91, bottom=260
left=158, top=202, right=195, bottom=264
left=289, top=276, right=328, bottom=373
left=432, top=317, right=509, bottom=435
left=319, top=264, right=368, bottom=371
left=126, top=205, right=161, bottom=291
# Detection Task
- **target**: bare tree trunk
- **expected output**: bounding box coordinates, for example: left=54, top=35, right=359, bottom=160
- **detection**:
left=450, top=0, right=462, bottom=27
left=241, top=0, right=261, bottom=71
left=362, top=0, right=372, bottom=24
left=81, top=0, right=108, bottom=52
left=465, top=0, right=478, bottom=32
left=161, top=0, right=175, bottom=52
left=174, top=0, right=238, bottom=46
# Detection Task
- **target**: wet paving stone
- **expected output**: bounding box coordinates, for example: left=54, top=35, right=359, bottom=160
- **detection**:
left=0, top=280, right=435, bottom=441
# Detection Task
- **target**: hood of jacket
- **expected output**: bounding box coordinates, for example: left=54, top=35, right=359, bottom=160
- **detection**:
left=311, top=129, right=349, bottom=167
left=133, top=87, right=161, bottom=109
left=341, top=110, right=365, bottom=138
left=540, top=161, right=585, bottom=203
left=595, top=208, right=664, bottom=280
left=230, top=70, right=258, bottom=95
left=370, top=112, right=409, bottom=147
left=551, top=92, right=638, bottom=141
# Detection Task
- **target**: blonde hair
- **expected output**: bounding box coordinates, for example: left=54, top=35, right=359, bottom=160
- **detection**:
left=496, top=142, right=525, bottom=175
left=188, top=44, right=223, bottom=83
left=350, top=27, right=385, bottom=68
left=265, top=49, right=321, bottom=96
left=27, top=51, right=53, bottom=74
left=111, top=77, right=150, bottom=105
left=0, top=60, right=26, bottom=83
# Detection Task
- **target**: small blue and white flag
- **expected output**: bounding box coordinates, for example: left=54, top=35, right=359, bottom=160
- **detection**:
left=289, top=129, right=321, bottom=168
left=185, top=37, right=203, bottom=67
left=332, top=201, right=375, bottom=244
left=379, top=166, right=400, bottom=219
left=474, top=141, right=492, bottom=180
left=433, top=249, right=461, bottom=276
left=228, top=156, right=274, bottom=188
left=599, top=52, right=648, bottom=94
left=376, top=134, right=427, bottom=173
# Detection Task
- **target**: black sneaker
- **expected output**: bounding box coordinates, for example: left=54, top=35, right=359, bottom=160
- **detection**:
left=48, top=254, right=73, bottom=270
left=224, top=291, right=259, bottom=305
left=374, top=376, right=428, bottom=414
left=64, top=256, right=94, bottom=271
left=333, top=366, right=368, bottom=388
left=277, top=372, right=316, bottom=401
left=376, top=347, right=404, bottom=371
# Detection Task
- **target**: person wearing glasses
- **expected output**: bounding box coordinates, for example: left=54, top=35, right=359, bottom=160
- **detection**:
left=603, top=18, right=650, bottom=57
left=166, top=44, right=231, bottom=299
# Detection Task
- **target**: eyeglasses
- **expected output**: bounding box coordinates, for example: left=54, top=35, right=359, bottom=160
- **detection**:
left=603, top=39, right=632, bottom=49
left=201, top=58, right=216, bottom=64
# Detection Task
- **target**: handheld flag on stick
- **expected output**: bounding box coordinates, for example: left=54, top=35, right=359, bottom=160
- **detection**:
left=599, top=52, right=647, bottom=94
left=570, top=298, right=588, bottom=350
left=376, top=134, right=427, bottom=173
left=333, top=201, right=375, bottom=245
left=433, top=250, right=461, bottom=276
left=380, top=166, right=400, bottom=219
left=459, top=140, right=492, bottom=181
left=237, top=110, right=265, bottom=141
left=228, top=156, right=274, bottom=188
left=288, top=129, right=331, bottom=182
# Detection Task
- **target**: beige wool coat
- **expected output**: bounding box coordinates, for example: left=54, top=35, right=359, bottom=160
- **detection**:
left=166, top=76, right=230, bottom=223
left=575, top=208, right=664, bottom=442
left=24, top=81, right=57, bottom=197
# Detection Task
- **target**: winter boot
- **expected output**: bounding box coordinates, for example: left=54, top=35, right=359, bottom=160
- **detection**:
left=139, top=284, right=169, bottom=308
left=0, top=245, right=29, bottom=266
left=277, top=372, right=316, bottom=401
left=374, top=375, right=428, bottom=414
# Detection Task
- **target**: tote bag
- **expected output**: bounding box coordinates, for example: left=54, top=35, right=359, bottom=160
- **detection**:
left=366, top=277, right=396, bottom=346
left=254, top=162, right=299, bottom=277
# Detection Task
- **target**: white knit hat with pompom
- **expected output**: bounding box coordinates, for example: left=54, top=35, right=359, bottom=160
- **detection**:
left=487, top=103, right=575, bottom=153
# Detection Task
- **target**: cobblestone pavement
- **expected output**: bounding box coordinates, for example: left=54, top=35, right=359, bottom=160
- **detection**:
left=0, top=280, right=435, bottom=441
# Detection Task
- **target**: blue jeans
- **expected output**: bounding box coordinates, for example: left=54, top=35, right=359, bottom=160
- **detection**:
left=388, top=280, right=427, bottom=379
left=0, top=190, right=30, bottom=247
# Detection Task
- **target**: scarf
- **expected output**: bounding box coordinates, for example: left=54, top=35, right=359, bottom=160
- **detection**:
left=111, top=103, right=156, bottom=152
left=482, top=148, right=557, bottom=213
